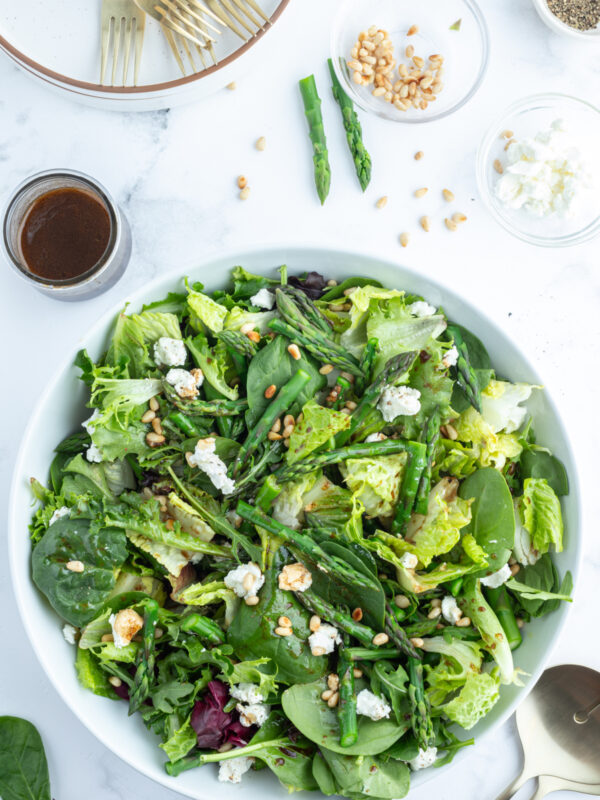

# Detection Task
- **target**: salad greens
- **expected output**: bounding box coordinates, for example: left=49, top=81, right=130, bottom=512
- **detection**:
left=28, top=267, right=571, bottom=799
left=0, top=717, right=51, bottom=800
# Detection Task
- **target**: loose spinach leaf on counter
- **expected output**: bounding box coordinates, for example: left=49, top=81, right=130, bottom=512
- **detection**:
left=459, top=468, right=515, bottom=571
left=0, top=717, right=51, bottom=800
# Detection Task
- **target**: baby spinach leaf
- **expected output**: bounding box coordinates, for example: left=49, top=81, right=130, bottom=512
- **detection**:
left=227, top=559, right=327, bottom=685
left=250, top=711, right=319, bottom=791
left=282, top=681, right=408, bottom=755
left=321, top=747, right=410, bottom=799
left=0, top=717, right=51, bottom=800
left=507, top=553, right=573, bottom=617
left=32, top=517, right=128, bottom=627
left=312, top=752, right=340, bottom=795
left=519, top=450, right=569, bottom=496
left=459, top=468, right=515, bottom=571
left=245, top=336, right=325, bottom=427
left=293, top=540, right=385, bottom=629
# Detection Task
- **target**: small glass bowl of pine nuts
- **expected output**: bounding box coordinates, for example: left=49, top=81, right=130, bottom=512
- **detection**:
left=330, top=0, right=489, bottom=124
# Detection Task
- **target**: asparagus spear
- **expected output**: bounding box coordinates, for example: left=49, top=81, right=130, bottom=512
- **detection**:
left=235, top=501, right=373, bottom=591
left=391, top=441, right=428, bottom=534
left=129, top=598, right=159, bottom=715
left=280, top=284, right=333, bottom=334
left=332, top=375, right=352, bottom=410
left=384, top=602, right=421, bottom=660
left=299, top=74, right=331, bottom=204
left=414, top=406, right=441, bottom=515
left=327, top=58, right=372, bottom=191
left=274, top=437, right=418, bottom=484
left=355, top=337, right=378, bottom=395
left=446, top=324, right=481, bottom=411
left=179, top=613, right=226, bottom=645
left=485, top=586, right=522, bottom=651
left=216, top=329, right=258, bottom=358
left=163, top=382, right=247, bottom=417
left=232, top=370, right=311, bottom=477
left=165, top=410, right=209, bottom=438
left=345, top=647, right=401, bottom=661
left=296, top=589, right=378, bottom=647
left=335, top=352, right=417, bottom=447
left=337, top=646, right=358, bottom=747
left=269, top=318, right=363, bottom=376
left=407, top=655, right=434, bottom=751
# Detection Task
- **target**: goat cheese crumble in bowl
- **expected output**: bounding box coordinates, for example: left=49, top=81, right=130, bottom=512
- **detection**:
left=477, top=93, right=600, bottom=246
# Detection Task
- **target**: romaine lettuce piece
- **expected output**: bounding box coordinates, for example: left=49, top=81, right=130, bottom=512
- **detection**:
left=441, top=671, right=501, bottom=730
left=341, top=452, right=408, bottom=517
left=454, top=407, right=522, bottom=470
left=340, top=285, right=405, bottom=355
left=421, top=636, right=483, bottom=705
left=106, top=310, right=182, bottom=377
left=518, top=478, right=564, bottom=555
left=187, top=332, right=238, bottom=400
left=186, top=285, right=228, bottom=333
left=287, top=400, right=351, bottom=464
left=272, top=471, right=321, bottom=529
left=225, top=306, right=277, bottom=334
left=366, top=297, right=447, bottom=375
left=481, top=380, right=537, bottom=434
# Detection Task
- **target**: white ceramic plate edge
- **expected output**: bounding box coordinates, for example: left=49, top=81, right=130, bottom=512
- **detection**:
left=8, top=242, right=583, bottom=798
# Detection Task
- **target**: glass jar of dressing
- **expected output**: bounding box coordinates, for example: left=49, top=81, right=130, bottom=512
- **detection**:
left=2, top=169, right=131, bottom=300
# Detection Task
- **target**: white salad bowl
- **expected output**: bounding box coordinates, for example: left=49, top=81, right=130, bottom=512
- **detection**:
left=8, top=245, right=581, bottom=799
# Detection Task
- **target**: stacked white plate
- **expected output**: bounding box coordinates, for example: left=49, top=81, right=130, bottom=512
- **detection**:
left=0, top=0, right=289, bottom=110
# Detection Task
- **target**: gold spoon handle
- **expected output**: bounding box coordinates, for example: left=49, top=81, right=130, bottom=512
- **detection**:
left=493, top=771, right=530, bottom=800
left=528, top=775, right=600, bottom=800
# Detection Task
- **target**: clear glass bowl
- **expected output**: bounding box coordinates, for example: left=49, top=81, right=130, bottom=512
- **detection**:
left=330, top=0, right=489, bottom=124
left=476, top=94, right=600, bottom=247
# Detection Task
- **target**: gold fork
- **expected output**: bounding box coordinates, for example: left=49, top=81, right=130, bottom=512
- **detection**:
left=100, top=0, right=146, bottom=86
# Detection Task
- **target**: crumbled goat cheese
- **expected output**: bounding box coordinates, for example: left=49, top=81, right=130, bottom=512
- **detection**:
left=82, top=408, right=101, bottom=434
left=250, top=288, right=275, bottom=310
left=237, top=702, right=269, bottom=727
left=308, top=623, right=341, bottom=655
left=224, top=562, right=264, bottom=599
left=86, top=443, right=103, bottom=463
left=377, top=386, right=421, bottom=421
left=62, top=624, right=78, bottom=645
left=109, top=608, right=144, bottom=648
left=166, top=367, right=204, bottom=399
left=154, top=337, right=187, bottom=367
left=218, top=756, right=254, bottom=784
left=441, top=595, right=462, bottom=625
left=409, top=746, right=438, bottom=770
left=442, top=346, right=459, bottom=368
left=356, top=689, right=391, bottom=721
left=365, top=432, right=387, bottom=443
left=480, top=563, right=512, bottom=588
left=399, top=552, right=418, bottom=570
left=49, top=506, right=70, bottom=526
left=226, top=510, right=243, bottom=528
left=408, top=301, right=437, bottom=317
left=187, top=437, right=235, bottom=495
left=278, top=562, right=313, bottom=592
left=495, top=120, right=589, bottom=218
left=230, top=683, right=265, bottom=704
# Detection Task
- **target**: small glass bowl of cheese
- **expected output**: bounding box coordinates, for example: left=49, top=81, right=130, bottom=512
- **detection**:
left=476, top=94, right=600, bottom=247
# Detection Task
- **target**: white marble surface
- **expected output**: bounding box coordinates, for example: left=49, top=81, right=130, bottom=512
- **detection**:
left=1, top=1, right=600, bottom=798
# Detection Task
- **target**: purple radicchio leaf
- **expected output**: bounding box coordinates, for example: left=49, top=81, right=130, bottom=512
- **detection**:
left=288, top=271, right=327, bottom=299
left=190, top=680, right=253, bottom=750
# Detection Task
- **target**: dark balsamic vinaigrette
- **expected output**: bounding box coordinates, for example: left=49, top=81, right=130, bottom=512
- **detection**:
left=20, top=187, right=111, bottom=282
